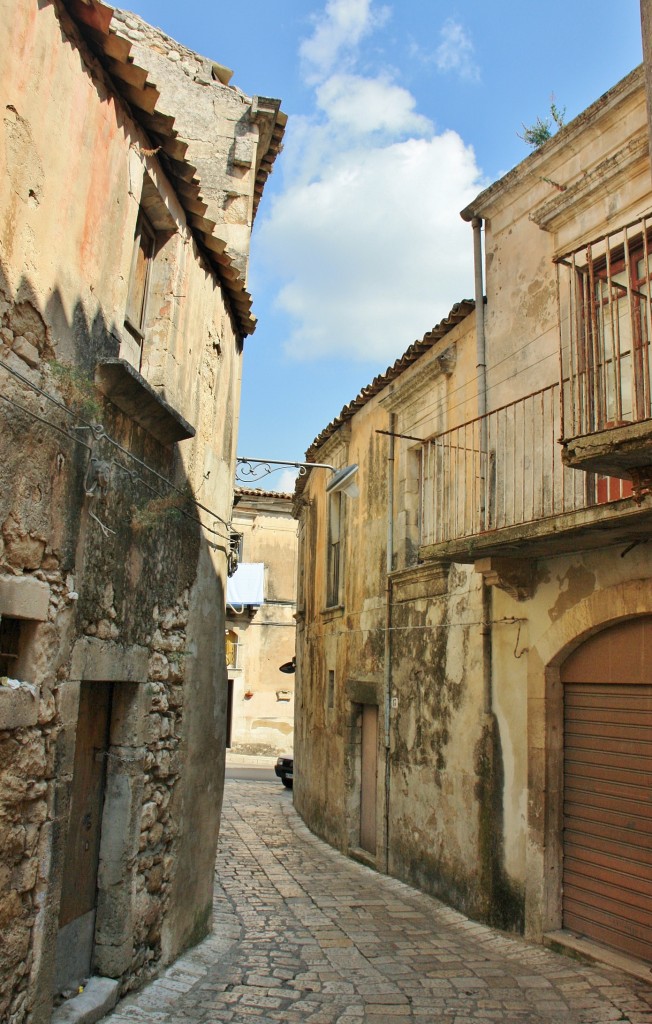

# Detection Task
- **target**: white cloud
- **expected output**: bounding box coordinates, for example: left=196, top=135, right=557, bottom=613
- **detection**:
left=315, top=73, right=432, bottom=136
left=254, top=1, right=484, bottom=366
left=273, top=469, right=299, bottom=494
left=435, top=19, right=480, bottom=82
left=258, top=130, right=480, bottom=362
left=300, top=0, right=390, bottom=83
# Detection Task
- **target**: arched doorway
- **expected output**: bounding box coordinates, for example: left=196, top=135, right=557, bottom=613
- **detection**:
left=560, top=617, right=652, bottom=963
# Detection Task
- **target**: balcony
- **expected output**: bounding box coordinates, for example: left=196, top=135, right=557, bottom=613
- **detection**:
left=556, top=215, right=652, bottom=491
left=418, top=383, right=652, bottom=564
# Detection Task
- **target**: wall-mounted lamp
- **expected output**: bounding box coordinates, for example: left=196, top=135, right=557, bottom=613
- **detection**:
left=325, top=464, right=359, bottom=499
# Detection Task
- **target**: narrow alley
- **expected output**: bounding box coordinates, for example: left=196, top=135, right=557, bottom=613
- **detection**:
left=103, top=781, right=652, bottom=1024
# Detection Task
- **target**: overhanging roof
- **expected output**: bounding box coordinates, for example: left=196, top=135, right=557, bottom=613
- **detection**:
left=63, top=0, right=286, bottom=339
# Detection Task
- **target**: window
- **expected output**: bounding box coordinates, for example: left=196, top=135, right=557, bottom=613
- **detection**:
left=124, top=208, right=156, bottom=361
left=122, top=174, right=177, bottom=372
left=326, top=491, right=343, bottom=607
left=0, top=617, right=21, bottom=677
left=327, top=669, right=335, bottom=710
left=225, top=630, right=240, bottom=669
left=559, top=221, right=652, bottom=437
left=228, top=532, right=243, bottom=577
left=405, top=445, right=424, bottom=564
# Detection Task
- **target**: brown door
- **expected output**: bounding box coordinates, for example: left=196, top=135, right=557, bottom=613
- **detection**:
left=56, top=681, right=113, bottom=989
left=561, top=618, right=652, bottom=964
left=226, top=679, right=234, bottom=749
left=360, top=704, right=378, bottom=855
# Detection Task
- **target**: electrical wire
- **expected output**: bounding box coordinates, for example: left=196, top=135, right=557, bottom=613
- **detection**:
left=298, top=615, right=526, bottom=641
left=0, top=391, right=93, bottom=451
left=0, top=356, right=233, bottom=537
left=385, top=328, right=560, bottom=447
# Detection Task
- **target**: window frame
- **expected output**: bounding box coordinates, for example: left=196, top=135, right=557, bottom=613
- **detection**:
left=124, top=208, right=157, bottom=356
left=0, top=616, right=22, bottom=677
left=326, top=490, right=343, bottom=608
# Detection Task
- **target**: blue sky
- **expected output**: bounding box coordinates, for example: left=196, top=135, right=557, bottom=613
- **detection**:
left=124, top=1, right=643, bottom=491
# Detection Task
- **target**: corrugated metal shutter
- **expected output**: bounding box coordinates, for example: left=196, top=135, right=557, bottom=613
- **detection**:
left=563, top=682, right=652, bottom=962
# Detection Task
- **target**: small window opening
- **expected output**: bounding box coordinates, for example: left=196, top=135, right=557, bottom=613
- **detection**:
left=124, top=208, right=156, bottom=354
left=0, top=617, right=22, bottom=677
left=326, top=491, right=342, bottom=607
left=225, top=629, right=240, bottom=669
left=327, top=669, right=335, bottom=710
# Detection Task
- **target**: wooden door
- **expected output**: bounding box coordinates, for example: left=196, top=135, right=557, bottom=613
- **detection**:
left=226, top=679, right=234, bottom=749
left=56, top=681, right=112, bottom=988
left=561, top=618, right=652, bottom=964
left=360, top=704, right=378, bottom=855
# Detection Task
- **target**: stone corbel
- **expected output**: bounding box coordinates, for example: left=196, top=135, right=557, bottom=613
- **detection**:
left=435, top=345, right=457, bottom=377
left=474, top=557, right=536, bottom=602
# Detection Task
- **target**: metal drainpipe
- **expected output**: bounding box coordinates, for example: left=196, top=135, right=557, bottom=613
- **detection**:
left=383, top=410, right=396, bottom=874
left=472, top=217, right=493, bottom=717
left=473, top=217, right=487, bottom=420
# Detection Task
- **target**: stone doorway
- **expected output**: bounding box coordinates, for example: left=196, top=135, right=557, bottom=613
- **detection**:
left=56, top=681, right=113, bottom=992
left=52, top=662, right=148, bottom=1000
left=360, top=704, right=378, bottom=856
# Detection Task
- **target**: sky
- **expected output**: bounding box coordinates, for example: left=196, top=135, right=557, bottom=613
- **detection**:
left=124, top=1, right=643, bottom=492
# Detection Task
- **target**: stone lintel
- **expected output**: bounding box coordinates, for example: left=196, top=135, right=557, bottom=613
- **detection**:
left=0, top=574, right=50, bottom=621
left=346, top=679, right=381, bottom=706
left=70, top=638, right=149, bottom=683
left=390, top=561, right=449, bottom=603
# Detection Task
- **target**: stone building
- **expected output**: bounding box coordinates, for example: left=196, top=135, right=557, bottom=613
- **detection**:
left=294, top=64, right=652, bottom=975
left=0, top=2, right=284, bottom=1020
left=225, top=489, right=297, bottom=758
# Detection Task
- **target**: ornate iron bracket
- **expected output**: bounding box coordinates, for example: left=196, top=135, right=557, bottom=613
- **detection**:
left=235, top=457, right=337, bottom=485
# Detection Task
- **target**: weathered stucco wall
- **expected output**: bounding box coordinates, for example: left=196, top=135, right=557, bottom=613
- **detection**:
left=0, top=2, right=282, bottom=1020
left=294, top=315, right=492, bottom=888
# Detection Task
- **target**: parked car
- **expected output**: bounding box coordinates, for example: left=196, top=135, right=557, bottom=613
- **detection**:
left=275, top=755, right=293, bottom=789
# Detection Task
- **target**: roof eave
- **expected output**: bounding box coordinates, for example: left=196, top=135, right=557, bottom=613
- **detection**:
left=63, top=0, right=276, bottom=339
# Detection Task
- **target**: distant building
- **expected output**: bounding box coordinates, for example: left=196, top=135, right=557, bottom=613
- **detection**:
left=294, top=65, right=652, bottom=972
left=0, top=2, right=284, bottom=1020
left=226, top=490, right=297, bottom=757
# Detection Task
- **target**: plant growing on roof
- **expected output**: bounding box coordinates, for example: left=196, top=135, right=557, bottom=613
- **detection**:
left=518, top=96, right=566, bottom=149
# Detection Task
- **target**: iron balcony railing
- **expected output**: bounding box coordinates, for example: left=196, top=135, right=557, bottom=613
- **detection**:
left=556, top=215, right=652, bottom=439
left=420, top=382, right=631, bottom=547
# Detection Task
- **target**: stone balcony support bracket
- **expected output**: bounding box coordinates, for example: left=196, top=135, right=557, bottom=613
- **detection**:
left=474, top=557, right=536, bottom=602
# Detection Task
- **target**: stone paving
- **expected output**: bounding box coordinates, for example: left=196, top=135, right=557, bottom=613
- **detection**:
left=105, top=780, right=652, bottom=1024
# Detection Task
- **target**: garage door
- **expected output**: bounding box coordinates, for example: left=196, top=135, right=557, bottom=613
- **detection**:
left=562, top=618, right=652, bottom=964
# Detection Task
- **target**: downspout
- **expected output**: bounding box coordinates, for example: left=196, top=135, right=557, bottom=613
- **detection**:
left=640, top=0, right=652, bottom=165
left=472, top=217, right=492, bottom=718
left=383, top=410, right=396, bottom=874
left=473, top=217, right=487, bottom=420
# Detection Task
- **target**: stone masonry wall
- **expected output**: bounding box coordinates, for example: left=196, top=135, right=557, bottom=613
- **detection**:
left=0, top=282, right=205, bottom=1017
left=0, top=563, right=70, bottom=1023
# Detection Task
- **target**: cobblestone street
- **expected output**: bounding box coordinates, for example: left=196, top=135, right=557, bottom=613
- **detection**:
left=105, top=780, right=652, bottom=1024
